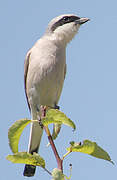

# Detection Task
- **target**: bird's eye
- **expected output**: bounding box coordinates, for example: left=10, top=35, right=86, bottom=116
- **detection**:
left=63, top=16, right=70, bottom=22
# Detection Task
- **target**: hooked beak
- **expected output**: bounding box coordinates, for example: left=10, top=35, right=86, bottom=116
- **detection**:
left=75, top=17, right=90, bottom=25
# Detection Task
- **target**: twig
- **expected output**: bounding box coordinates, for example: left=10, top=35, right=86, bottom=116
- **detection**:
left=40, top=166, right=52, bottom=176
left=40, top=106, right=63, bottom=172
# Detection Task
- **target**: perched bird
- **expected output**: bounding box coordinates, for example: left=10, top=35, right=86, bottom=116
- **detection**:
left=23, top=14, right=90, bottom=177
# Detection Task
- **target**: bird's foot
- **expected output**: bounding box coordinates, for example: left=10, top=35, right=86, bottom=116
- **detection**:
left=37, top=115, right=43, bottom=129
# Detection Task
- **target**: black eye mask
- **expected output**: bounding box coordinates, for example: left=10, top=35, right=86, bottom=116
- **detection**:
left=51, top=16, right=80, bottom=31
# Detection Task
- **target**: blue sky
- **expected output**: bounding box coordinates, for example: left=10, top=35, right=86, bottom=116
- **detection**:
left=1, top=0, right=117, bottom=179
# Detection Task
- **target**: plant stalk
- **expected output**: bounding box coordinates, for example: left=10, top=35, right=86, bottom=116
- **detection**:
left=40, top=106, right=63, bottom=172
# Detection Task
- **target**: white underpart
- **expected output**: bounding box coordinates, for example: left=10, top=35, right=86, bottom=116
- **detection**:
left=52, top=22, right=80, bottom=44
left=26, top=19, right=81, bottom=154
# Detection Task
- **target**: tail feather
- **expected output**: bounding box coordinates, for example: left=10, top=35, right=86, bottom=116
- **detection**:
left=23, top=121, right=43, bottom=177
left=23, top=165, right=36, bottom=177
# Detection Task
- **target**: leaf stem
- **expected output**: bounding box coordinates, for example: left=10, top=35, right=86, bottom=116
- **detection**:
left=41, top=166, right=52, bottom=175
left=62, top=150, right=72, bottom=160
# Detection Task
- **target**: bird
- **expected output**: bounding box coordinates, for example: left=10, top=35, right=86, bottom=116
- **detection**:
left=23, top=14, right=90, bottom=177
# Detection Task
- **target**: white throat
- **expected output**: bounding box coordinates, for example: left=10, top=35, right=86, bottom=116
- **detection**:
left=46, top=23, right=80, bottom=46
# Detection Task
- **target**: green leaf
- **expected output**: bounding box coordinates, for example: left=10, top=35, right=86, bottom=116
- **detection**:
left=67, top=140, right=114, bottom=164
left=51, top=124, right=61, bottom=140
left=6, top=152, right=45, bottom=168
left=42, top=109, right=76, bottom=130
left=8, top=119, right=31, bottom=153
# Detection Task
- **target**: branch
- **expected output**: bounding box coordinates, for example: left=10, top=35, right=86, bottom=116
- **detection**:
left=40, top=106, right=63, bottom=172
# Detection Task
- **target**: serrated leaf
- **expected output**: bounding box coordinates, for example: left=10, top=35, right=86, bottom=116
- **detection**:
left=67, top=140, right=113, bottom=164
left=6, top=152, right=45, bottom=168
left=8, top=119, right=31, bottom=153
left=42, top=109, right=76, bottom=130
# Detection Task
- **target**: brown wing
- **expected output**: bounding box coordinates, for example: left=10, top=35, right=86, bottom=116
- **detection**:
left=24, top=50, right=31, bottom=111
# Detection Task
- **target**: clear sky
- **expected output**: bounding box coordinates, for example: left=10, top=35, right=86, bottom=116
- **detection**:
left=1, top=0, right=117, bottom=180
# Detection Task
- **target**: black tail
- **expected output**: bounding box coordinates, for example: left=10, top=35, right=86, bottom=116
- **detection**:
left=23, top=164, right=36, bottom=177
left=23, top=147, right=39, bottom=177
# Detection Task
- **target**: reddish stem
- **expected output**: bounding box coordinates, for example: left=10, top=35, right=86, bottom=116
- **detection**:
left=47, top=134, right=63, bottom=171
left=40, top=106, right=63, bottom=172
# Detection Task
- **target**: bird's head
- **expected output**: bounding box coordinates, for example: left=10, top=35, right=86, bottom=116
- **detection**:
left=45, top=14, right=90, bottom=45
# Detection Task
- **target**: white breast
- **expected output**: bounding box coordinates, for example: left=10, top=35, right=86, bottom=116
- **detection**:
left=26, top=38, right=66, bottom=111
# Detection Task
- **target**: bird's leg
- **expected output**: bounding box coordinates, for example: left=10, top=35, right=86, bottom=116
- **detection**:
left=37, top=115, right=43, bottom=129
left=36, top=106, right=43, bottom=129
